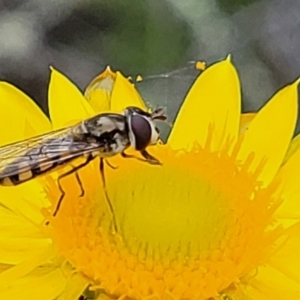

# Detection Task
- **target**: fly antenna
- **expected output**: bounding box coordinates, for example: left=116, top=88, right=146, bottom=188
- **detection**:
left=151, top=106, right=167, bottom=121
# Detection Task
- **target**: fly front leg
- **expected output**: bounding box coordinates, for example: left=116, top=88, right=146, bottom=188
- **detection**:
left=140, top=149, right=161, bottom=165
left=121, top=150, right=161, bottom=165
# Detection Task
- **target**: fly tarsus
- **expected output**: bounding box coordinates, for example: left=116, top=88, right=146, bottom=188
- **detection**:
left=121, top=150, right=161, bottom=165
left=140, top=149, right=161, bottom=165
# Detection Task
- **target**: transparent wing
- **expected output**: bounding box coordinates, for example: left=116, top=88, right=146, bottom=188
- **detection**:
left=0, top=126, right=102, bottom=178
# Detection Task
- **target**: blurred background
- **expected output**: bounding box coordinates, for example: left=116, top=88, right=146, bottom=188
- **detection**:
left=0, top=0, right=299, bottom=129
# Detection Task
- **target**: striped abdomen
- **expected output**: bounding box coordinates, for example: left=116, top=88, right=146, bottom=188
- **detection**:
left=0, top=149, right=78, bottom=186
left=0, top=134, right=94, bottom=186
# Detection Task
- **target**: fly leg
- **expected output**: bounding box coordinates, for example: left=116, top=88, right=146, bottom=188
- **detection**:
left=99, top=158, right=118, bottom=233
left=75, top=172, right=85, bottom=197
left=140, top=149, right=161, bottom=165
left=121, top=150, right=161, bottom=165
left=105, top=160, right=118, bottom=170
left=53, top=155, right=94, bottom=217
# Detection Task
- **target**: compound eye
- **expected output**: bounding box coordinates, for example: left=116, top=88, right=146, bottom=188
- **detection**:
left=129, top=114, right=152, bottom=150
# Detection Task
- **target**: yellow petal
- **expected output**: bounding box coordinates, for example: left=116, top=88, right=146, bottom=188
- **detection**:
left=48, top=68, right=95, bottom=129
left=276, top=144, right=300, bottom=218
left=84, top=66, right=116, bottom=113
left=168, top=57, right=241, bottom=151
left=242, top=223, right=300, bottom=299
left=237, top=80, right=298, bottom=186
left=0, top=237, right=51, bottom=265
left=110, top=71, right=147, bottom=111
left=85, top=67, right=146, bottom=113
left=268, top=222, right=300, bottom=285
left=0, top=205, right=44, bottom=240
left=0, top=245, right=54, bottom=282
left=0, top=82, right=51, bottom=146
left=244, top=264, right=300, bottom=299
left=240, top=113, right=256, bottom=134
left=284, top=133, right=300, bottom=163
left=85, top=89, right=111, bottom=113
left=0, top=180, right=49, bottom=224
left=0, top=268, right=66, bottom=300
left=0, top=192, right=51, bottom=264
left=57, top=272, right=88, bottom=300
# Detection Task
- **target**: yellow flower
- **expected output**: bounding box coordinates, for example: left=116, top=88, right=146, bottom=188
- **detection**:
left=0, top=57, right=300, bottom=300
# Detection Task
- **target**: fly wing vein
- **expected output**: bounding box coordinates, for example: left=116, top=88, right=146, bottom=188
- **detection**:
left=0, top=130, right=101, bottom=177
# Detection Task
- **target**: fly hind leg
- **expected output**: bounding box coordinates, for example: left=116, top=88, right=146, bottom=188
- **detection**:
left=99, top=158, right=118, bottom=233
left=53, top=155, right=94, bottom=216
left=75, top=172, right=85, bottom=197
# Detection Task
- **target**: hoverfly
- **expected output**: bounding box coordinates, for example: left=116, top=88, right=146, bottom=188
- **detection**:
left=0, top=106, right=166, bottom=228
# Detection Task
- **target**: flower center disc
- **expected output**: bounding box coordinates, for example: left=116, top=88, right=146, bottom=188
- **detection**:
left=49, top=145, right=280, bottom=300
left=113, top=158, right=231, bottom=261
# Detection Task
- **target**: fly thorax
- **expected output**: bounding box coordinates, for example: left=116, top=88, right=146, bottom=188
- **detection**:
left=72, top=121, right=89, bottom=136
left=113, top=132, right=130, bottom=153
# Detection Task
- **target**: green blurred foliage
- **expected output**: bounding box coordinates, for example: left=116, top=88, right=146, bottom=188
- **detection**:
left=217, top=0, right=260, bottom=13
left=55, top=0, right=193, bottom=75
left=100, top=2, right=191, bottom=74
